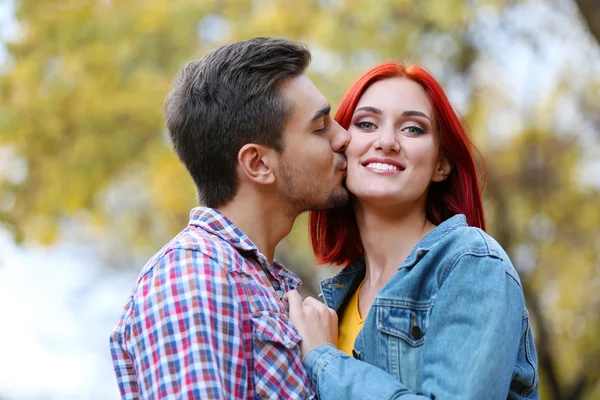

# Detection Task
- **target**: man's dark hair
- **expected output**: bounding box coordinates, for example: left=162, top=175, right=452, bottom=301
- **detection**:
left=164, top=37, right=311, bottom=208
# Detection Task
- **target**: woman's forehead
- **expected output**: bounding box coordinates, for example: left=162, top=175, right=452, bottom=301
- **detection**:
left=356, top=78, right=433, bottom=116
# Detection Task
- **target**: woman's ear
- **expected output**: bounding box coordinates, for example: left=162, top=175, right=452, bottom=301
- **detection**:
left=238, top=144, right=276, bottom=185
left=432, top=154, right=452, bottom=183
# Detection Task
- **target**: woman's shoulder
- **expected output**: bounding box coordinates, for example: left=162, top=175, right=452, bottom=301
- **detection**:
left=439, top=223, right=521, bottom=285
left=447, top=224, right=508, bottom=259
left=417, top=215, right=508, bottom=264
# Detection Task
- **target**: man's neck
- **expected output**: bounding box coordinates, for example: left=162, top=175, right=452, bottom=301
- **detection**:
left=216, top=198, right=297, bottom=265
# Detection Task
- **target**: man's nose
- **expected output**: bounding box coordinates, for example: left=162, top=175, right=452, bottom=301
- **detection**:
left=331, top=120, right=350, bottom=153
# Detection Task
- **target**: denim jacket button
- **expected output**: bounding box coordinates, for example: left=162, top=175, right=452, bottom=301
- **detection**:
left=411, top=325, right=423, bottom=340
left=352, top=349, right=360, bottom=359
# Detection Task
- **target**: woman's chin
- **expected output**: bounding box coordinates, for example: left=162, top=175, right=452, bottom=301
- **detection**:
left=353, top=192, right=406, bottom=207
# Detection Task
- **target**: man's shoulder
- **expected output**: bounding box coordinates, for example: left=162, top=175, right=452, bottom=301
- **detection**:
left=138, top=225, right=251, bottom=283
left=170, top=224, right=223, bottom=258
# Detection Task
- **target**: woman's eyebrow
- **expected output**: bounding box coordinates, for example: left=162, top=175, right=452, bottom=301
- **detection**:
left=402, top=110, right=430, bottom=121
left=354, top=107, right=430, bottom=121
left=354, top=106, right=381, bottom=115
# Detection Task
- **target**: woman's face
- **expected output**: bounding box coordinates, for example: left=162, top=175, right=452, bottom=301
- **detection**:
left=345, top=77, right=450, bottom=207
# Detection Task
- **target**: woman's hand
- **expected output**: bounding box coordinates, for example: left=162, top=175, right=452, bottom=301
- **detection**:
left=284, top=290, right=338, bottom=357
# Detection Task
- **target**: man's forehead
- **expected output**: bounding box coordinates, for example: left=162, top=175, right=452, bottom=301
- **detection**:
left=281, top=75, right=329, bottom=121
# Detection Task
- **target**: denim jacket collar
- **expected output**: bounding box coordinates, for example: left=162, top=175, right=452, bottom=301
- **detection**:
left=320, top=258, right=366, bottom=310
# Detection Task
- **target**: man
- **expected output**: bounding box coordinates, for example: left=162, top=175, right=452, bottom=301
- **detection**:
left=109, top=37, right=350, bottom=399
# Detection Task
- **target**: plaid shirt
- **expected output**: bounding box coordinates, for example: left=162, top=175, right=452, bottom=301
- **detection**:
left=110, top=207, right=315, bottom=399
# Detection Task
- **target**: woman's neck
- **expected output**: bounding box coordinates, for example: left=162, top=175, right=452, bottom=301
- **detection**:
left=353, top=200, right=436, bottom=289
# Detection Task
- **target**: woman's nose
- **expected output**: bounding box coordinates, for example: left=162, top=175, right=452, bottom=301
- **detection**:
left=375, top=126, right=400, bottom=153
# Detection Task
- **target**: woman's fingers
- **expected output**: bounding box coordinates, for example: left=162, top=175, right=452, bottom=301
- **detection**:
left=285, top=291, right=339, bottom=355
left=303, top=296, right=337, bottom=325
left=284, top=290, right=303, bottom=314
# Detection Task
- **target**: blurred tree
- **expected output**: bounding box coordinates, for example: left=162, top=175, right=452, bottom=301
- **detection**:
left=484, top=131, right=600, bottom=399
left=0, top=0, right=482, bottom=246
left=0, top=0, right=599, bottom=398
left=575, top=0, right=600, bottom=43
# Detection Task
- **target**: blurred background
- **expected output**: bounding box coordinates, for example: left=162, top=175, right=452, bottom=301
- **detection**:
left=0, top=0, right=599, bottom=398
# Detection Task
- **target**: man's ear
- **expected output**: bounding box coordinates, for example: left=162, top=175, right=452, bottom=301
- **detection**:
left=238, top=144, right=276, bottom=185
left=432, top=154, right=452, bottom=183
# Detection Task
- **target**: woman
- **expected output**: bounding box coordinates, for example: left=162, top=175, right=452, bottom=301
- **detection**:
left=285, top=62, right=539, bottom=399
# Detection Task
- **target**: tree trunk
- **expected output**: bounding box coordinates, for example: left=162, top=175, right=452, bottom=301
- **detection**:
left=575, top=0, right=600, bottom=44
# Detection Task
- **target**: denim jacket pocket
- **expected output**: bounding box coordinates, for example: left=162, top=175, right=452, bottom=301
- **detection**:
left=376, top=300, right=431, bottom=347
left=250, top=311, right=315, bottom=400
left=375, top=300, right=432, bottom=390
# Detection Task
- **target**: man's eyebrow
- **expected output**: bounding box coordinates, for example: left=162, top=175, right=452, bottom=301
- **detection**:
left=309, top=104, right=331, bottom=123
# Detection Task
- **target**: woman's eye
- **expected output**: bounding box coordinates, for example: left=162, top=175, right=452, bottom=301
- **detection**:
left=355, top=121, right=377, bottom=130
left=403, top=125, right=425, bottom=135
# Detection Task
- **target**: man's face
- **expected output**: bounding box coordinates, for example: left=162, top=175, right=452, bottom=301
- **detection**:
left=275, top=75, right=351, bottom=212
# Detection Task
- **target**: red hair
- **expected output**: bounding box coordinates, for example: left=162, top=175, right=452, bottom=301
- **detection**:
left=309, top=62, right=486, bottom=266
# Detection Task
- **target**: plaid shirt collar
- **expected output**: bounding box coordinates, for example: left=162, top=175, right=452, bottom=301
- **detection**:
left=188, top=207, right=303, bottom=287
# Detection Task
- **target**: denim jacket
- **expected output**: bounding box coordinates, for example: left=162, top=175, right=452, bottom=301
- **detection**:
left=303, top=214, right=539, bottom=399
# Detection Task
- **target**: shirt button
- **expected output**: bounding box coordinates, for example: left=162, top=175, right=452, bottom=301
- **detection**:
left=352, top=349, right=360, bottom=359
left=411, top=325, right=423, bottom=340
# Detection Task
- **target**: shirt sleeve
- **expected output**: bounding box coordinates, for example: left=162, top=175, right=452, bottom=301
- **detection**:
left=127, top=248, right=248, bottom=399
left=304, top=253, right=524, bottom=400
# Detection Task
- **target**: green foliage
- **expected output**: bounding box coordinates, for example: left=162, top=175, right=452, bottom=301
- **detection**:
left=0, top=0, right=478, bottom=244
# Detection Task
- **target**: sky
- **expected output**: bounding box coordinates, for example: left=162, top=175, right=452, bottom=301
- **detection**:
left=0, top=0, right=599, bottom=399
left=0, top=0, right=16, bottom=70
left=0, top=229, right=135, bottom=399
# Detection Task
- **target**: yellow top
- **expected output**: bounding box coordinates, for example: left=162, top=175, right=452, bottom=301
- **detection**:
left=337, top=281, right=365, bottom=356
